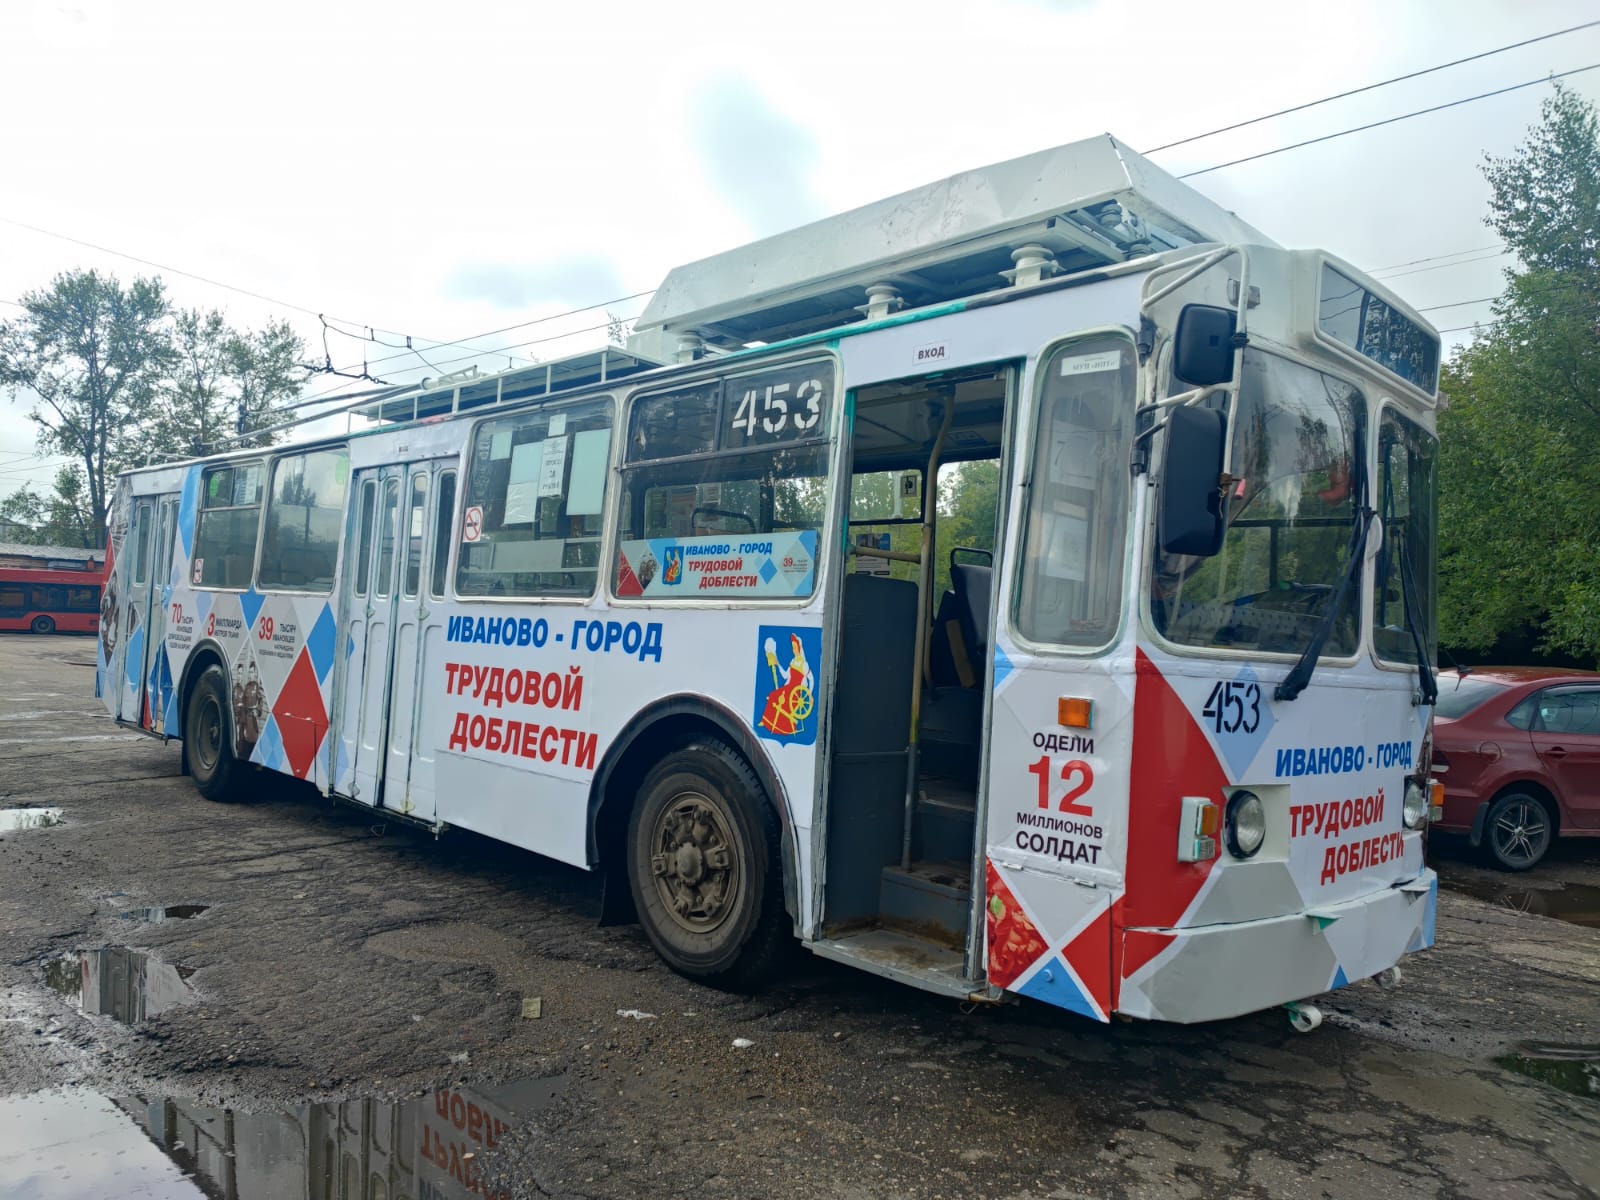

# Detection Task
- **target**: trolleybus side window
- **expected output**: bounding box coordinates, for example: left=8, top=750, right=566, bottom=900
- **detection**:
left=193, top=461, right=265, bottom=590
left=259, top=447, right=350, bottom=594
left=1016, top=337, right=1135, bottom=648
left=1373, top=409, right=1437, bottom=666
left=429, top=471, right=456, bottom=600
left=375, top=478, right=400, bottom=598
left=616, top=360, right=833, bottom=598
left=457, top=397, right=613, bottom=598
left=353, top=480, right=377, bottom=598
left=403, top=472, right=428, bottom=598
left=132, top=501, right=153, bottom=585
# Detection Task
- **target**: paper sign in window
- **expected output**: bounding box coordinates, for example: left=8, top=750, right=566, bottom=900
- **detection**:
left=566, top=429, right=611, bottom=516
left=503, top=441, right=543, bottom=525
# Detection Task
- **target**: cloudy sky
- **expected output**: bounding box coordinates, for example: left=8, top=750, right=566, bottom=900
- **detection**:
left=2, top=0, right=1597, bottom=501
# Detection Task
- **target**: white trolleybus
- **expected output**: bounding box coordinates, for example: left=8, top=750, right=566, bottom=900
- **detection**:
left=97, top=135, right=1443, bottom=1029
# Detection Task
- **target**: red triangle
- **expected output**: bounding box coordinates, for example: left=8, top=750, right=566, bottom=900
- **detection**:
left=615, top=551, right=643, bottom=598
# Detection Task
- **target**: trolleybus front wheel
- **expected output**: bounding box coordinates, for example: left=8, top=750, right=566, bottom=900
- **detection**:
left=185, top=664, right=245, bottom=802
left=626, top=738, right=787, bottom=988
left=30, top=615, right=54, bottom=634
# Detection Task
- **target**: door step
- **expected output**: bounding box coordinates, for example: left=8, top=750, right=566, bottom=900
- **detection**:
left=808, top=928, right=977, bottom=999
left=879, top=861, right=971, bottom=944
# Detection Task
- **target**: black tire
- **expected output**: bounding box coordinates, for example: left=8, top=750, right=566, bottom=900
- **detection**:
left=1483, top=790, right=1554, bottom=871
left=626, top=738, right=789, bottom=988
left=31, top=615, right=54, bottom=634
left=185, top=664, right=246, bottom=802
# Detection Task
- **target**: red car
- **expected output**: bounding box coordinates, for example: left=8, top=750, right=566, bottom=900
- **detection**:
left=1431, top=668, right=1600, bottom=870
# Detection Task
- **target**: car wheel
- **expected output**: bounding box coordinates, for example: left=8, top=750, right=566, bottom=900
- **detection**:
left=626, top=738, right=788, bottom=988
left=1483, top=791, right=1553, bottom=871
left=31, top=615, right=55, bottom=634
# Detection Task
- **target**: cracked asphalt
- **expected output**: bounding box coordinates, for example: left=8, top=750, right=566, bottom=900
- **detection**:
left=0, top=634, right=1596, bottom=1199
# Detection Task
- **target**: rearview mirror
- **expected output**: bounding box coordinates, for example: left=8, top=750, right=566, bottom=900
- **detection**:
left=1159, top=405, right=1226, bottom=557
left=1173, top=304, right=1237, bottom=387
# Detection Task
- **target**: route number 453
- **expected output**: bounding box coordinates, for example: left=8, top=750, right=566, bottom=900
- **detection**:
left=1202, top=680, right=1261, bottom=735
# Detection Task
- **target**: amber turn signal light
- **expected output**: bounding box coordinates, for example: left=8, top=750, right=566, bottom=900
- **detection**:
left=1058, top=697, right=1093, bottom=729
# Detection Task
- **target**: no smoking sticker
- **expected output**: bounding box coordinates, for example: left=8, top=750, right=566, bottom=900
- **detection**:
left=463, top=505, right=483, bottom=543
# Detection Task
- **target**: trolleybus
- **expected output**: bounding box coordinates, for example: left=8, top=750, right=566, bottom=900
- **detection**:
left=97, top=135, right=1443, bottom=1027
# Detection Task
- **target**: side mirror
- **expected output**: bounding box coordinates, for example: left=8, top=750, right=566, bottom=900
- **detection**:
left=1159, top=405, right=1227, bottom=557
left=1173, top=304, right=1237, bottom=387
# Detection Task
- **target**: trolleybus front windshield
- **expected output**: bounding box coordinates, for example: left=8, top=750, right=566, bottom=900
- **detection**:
left=1152, top=350, right=1366, bottom=656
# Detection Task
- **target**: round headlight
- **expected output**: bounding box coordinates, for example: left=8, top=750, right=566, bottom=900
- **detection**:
left=1225, top=790, right=1266, bottom=858
left=1403, top=780, right=1427, bottom=829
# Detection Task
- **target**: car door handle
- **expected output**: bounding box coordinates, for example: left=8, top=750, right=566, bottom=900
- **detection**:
left=1544, top=746, right=1568, bottom=759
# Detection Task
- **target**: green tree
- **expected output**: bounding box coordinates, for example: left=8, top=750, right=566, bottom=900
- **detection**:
left=145, top=309, right=305, bottom=457
left=1438, top=83, right=1600, bottom=662
left=0, top=467, right=95, bottom=547
left=0, top=270, right=173, bottom=548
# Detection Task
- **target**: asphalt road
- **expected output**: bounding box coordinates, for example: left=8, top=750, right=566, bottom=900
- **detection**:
left=0, top=633, right=1596, bottom=1200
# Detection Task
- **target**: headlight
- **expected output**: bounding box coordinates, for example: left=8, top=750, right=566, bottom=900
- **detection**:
left=1403, top=780, right=1427, bottom=829
left=1225, top=790, right=1266, bottom=858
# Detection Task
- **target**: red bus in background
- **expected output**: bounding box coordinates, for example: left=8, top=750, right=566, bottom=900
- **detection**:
left=0, top=567, right=103, bottom=634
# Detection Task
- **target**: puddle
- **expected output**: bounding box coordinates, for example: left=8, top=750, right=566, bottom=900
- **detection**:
left=119, top=905, right=209, bottom=923
left=1495, top=1043, right=1600, bottom=1102
left=0, top=1076, right=564, bottom=1200
left=1438, top=872, right=1600, bottom=929
left=42, top=947, right=197, bottom=1023
left=0, top=807, right=63, bottom=833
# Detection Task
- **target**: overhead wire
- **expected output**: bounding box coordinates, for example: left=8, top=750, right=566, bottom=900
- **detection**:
left=1144, top=19, right=1600, bottom=154
left=1180, top=63, right=1600, bottom=178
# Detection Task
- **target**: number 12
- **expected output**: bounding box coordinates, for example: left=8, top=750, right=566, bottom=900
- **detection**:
left=1028, top=755, right=1094, bottom=814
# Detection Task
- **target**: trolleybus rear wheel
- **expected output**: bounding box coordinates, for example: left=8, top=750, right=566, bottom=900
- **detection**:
left=627, top=738, right=787, bottom=987
left=186, top=664, right=244, bottom=802
left=31, top=615, right=54, bottom=634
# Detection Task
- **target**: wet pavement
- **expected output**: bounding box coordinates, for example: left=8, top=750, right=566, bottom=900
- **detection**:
left=1, top=634, right=1599, bottom=1199
left=0, top=1077, right=563, bottom=1199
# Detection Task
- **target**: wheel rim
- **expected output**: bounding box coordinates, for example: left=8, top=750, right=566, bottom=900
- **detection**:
left=648, top=791, right=741, bottom=935
left=1492, top=798, right=1550, bottom=866
left=193, top=695, right=223, bottom=774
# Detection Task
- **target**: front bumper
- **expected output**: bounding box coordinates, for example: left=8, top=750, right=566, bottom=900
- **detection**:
left=1117, top=868, right=1438, bottom=1023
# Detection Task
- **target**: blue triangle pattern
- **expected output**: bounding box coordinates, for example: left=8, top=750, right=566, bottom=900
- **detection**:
left=254, top=714, right=286, bottom=773
left=237, top=590, right=265, bottom=636
left=992, top=645, right=1014, bottom=690
left=1330, top=964, right=1350, bottom=990
left=177, top=466, right=201, bottom=557
left=124, top=626, right=145, bottom=688
left=1014, top=955, right=1100, bottom=1020
left=306, top=603, right=337, bottom=684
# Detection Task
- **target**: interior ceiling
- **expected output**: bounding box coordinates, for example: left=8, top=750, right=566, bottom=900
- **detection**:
left=852, top=371, right=1007, bottom=472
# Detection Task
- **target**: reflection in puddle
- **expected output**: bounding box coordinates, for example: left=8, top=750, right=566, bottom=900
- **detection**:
left=1496, top=1043, right=1600, bottom=1101
left=0, top=1077, right=564, bottom=1200
left=42, top=947, right=197, bottom=1023
left=119, top=905, right=210, bottom=923
left=0, top=807, right=63, bottom=832
left=1438, top=872, right=1600, bottom=929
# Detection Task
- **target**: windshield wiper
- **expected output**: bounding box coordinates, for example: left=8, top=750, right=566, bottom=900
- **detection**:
left=1274, top=505, right=1372, bottom=702
left=1395, top=532, right=1438, bottom=706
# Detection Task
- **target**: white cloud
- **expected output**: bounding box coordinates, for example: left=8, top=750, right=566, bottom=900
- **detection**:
left=0, top=0, right=1596, bottom=501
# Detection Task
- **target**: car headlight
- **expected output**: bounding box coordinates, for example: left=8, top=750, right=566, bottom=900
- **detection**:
left=1225, top=790, right=1266, bottom=858
left=1403, top=780, right=1427, bottom=829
